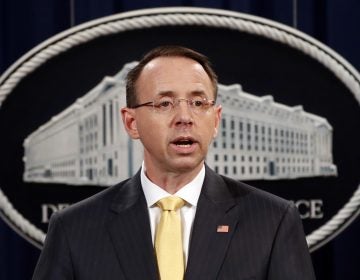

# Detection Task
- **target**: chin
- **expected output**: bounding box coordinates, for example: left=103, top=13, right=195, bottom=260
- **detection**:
left=169, top=158, right=204, bottom=173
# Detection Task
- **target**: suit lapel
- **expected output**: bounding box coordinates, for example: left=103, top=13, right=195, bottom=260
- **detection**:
left=106, top=172, right=158, bottom=280
left=185, top=167, right=240, bottom=280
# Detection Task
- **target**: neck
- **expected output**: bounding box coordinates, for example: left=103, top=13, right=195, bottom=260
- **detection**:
left=144, top=161, right=204, bottom=194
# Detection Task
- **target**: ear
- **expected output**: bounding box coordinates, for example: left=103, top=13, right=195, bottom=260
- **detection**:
left=121, top=107, right=140, bottom=139
left=213, top=104, right=222, bottom=138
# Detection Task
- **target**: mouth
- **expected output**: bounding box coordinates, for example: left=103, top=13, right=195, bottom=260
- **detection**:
left=173, top=138, right=195, bottom=147
left=170, top=137, right=197, bottom=152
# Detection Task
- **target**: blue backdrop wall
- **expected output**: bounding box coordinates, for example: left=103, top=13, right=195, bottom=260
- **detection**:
left=1, top=0, right=359, bottom=279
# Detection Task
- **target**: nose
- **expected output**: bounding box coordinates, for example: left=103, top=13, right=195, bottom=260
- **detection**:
left=174, top=99, right=191, bottom=109
left=173, top=99, right=193, bottom=127
left=173, top=99, right=194, bottom=114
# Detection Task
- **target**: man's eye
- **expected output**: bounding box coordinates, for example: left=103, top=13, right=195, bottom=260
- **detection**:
left=193, top=100, right=204, bottom=107
left=158, top=101, right=172, bottom=107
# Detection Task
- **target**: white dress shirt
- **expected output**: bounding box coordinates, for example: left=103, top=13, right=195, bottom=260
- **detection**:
left=141, top=162, right=204, bottom=264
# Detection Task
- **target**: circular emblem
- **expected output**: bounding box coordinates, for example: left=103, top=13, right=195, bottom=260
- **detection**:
left=0, top=7, right=359, bottom=251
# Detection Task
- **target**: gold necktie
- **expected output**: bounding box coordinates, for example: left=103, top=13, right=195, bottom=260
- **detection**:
left=155, top=196, right=185, bottom=280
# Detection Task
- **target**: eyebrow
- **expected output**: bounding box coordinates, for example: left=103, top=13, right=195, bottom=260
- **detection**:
left=156, top=90, right=208, bottom=98
left=157, top=91, right=175, bottom=97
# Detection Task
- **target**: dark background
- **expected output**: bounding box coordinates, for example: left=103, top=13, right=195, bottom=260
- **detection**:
left=0, top=0, right=359, bottom=279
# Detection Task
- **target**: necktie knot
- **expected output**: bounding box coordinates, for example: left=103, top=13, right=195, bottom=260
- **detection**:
left=157, top=196, right=185, bottom=211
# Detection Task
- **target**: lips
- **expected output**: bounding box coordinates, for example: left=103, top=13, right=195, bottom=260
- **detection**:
left=171, top=136, right=196, bottom=145
left=170, top=136, right=198, bottom=153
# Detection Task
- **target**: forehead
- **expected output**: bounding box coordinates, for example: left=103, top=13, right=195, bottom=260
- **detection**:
left=143, top=56, right=206, bottom=74
left=136, top=56, right=214, bottom=98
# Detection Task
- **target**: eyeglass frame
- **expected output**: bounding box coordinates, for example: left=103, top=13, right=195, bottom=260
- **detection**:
left=129, top=96, right=216, bottom=114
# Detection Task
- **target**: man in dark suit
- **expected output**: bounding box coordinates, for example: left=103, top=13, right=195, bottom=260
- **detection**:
left=33, top=46, right=316, bottom=280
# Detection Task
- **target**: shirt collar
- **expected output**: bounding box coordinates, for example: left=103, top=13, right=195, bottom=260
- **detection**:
left=141, top=162, right=204, bottom=208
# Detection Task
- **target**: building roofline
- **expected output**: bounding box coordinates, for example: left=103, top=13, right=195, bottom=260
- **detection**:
left=218, top=83, right=332, bottom=129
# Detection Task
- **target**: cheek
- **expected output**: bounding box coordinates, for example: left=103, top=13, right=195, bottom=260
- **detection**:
left=201, top=123, right=218, bottom=145
left=136, top=119, right=168, bottom=147
left=136, top=115, right=162, bottom=133
left=205, top=115, right=220, bottom=135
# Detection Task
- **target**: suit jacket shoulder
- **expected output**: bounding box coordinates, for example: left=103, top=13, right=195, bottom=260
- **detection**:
left=186, top=167, right=315, bottom=280
left=220, top=174, right=291, bottom=208
left=58, top=177, right=131, bottom=225
left=33, top=171, right=158, bottom=280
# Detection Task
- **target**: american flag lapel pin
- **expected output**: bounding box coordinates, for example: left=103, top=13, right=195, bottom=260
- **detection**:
left=217, top=225, right=229, bottom=233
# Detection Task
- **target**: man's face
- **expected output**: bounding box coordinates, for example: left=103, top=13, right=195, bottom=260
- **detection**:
left=122, top=56, right=221, bottom=175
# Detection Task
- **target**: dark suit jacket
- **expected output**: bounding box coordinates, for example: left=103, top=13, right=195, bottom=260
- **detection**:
left=33, top=166, right=315, bottom=280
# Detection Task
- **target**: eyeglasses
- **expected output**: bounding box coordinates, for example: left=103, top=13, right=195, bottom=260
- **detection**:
left=131, top=96, right=216, bottom=114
